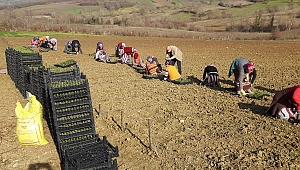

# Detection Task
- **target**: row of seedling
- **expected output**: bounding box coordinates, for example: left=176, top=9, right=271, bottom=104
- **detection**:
left=54, top=104, right=91, bottom=114
left=49, top=79, right=87, bottom=89
left=59, top=126, right=94, bottom=136
left=54, top=97, right=89, bottom=106
left=52, top=89, right=88, bottom=99
left=56, top=112, right=92, bottom=122
left=58, top=119, right=93, bottom=129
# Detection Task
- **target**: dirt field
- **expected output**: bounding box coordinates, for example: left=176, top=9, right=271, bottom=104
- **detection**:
left=0, top=36, right=300, bottom=170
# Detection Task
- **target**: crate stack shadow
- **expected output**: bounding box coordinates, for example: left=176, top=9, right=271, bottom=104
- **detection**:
left=5, top=47, right=119, bottom=170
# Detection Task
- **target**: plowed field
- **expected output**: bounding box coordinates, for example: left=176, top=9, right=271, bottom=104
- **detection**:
left=0, top=36, right=300, bottom=170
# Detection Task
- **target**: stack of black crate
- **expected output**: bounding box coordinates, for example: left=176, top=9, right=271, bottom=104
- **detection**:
left=26, top=66, right=47, bottom=112
left=5, top=47, right=43, bottom=98
left=45, top=63, right=118, bottom=170
left=5, top=48, right=119, bottom=170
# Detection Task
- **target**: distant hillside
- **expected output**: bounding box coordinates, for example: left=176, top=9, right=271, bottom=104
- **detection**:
left=0, top=0, right=35, bottom=5
left=0, top=0, right=299, bottom=40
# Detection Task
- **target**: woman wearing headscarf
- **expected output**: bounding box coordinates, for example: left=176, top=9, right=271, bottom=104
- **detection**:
left=145, top=55, right=161, bottom=75
left=71, top=40, right=83, bottom=54
left=132, top=49, right=145, bottom=68
left=228, top=58, right=256, bottom=97
left=63, top=40, right=72, bottom=53
left=164, top=60, right=181, bottom=81
left=94, top=42, right=109, bottom=62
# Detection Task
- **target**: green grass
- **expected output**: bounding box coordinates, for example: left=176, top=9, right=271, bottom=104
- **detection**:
left=170, top=12, right=194, bottom=22
left=226, top=0, right=298, bottom=18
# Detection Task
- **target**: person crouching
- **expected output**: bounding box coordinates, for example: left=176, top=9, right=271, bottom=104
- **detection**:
left=145, top=55, right=162, bottom=75
left=228, top=58, right=256, bottom=97
left=164, top=60, right=181, bottom=82
left=94, top=42, right=109, bottom=62
left=200, top=63, right=220, bottom=87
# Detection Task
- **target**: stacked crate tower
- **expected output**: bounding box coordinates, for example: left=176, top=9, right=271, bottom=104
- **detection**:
left=5, top=47, right=119, bottom=170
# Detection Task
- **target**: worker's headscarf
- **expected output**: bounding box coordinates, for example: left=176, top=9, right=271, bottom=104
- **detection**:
left=247, top=62, right=254, bottom=73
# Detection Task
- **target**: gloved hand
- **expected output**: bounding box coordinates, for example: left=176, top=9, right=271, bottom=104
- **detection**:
left=240, top=90, right=246, bottom=96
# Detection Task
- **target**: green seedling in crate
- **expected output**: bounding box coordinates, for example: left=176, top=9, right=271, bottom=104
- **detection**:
left=13, top=46, right=37, bottom=54
left=54, top=59, right=77, bottom=68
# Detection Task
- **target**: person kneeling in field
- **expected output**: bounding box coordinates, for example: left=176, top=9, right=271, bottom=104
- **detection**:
left=115, top=42, right=125, bottom=58
left=63, top=40, right=73, bottom=53
left=277, top=108, right=299, bottom=123
left=71, top=40, right=83, bottom=54
left=200, top=63, right=220, bottom=87
left=228, top=58, right=256, bottom=97
left=49, top=38, right=57, bottom=51
left=30, top=37, right=39, bottom=48
left=164, top=60, right=181, bottom=81
left=132, top=49, right=145, bottom=68
left=145, top=55, right=162, bottom=75
left=267, top=85, right=300, bottom=122
left=94, top=42, right=109, bottom=62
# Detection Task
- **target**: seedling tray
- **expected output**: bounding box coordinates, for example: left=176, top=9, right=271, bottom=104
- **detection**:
left=107, top=60, right=118, bottom=64
left=173, top=78, right=193, bottom=85
left=142, top=74, right=159, bottom=79
left=246, top=91, right=270, bottom=99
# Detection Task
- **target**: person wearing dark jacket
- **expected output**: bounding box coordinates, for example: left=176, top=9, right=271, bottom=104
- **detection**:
left=200, top=63, right=220, bottom=87
left=71, top=40, right=83, bottom=54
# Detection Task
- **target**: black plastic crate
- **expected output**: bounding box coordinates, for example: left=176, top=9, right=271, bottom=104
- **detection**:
left=56, top=125, right=96, bottom=142
left=53, top=111, right=94, bottom=126
left=52, top=103, right=93, bottom=116
left=66, top=136, right=119, bottom=158
left=62, top=156, right=118, bottom=170
left=56, top=133, right=99, bottom=161
left=53, top=96, right=91, bottom=110
left=62, top=136, right=119, bottom=170
left=51, top=88, right=89, bottom=101
left=55, top=118, right=95, bottom=132
left=48, top=78, right=89, bottom=94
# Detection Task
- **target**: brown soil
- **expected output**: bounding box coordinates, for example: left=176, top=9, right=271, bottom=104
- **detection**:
left=0, top=36, right=300, bottom=170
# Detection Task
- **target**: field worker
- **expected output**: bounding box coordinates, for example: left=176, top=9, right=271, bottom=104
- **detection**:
left=164, top=60, right=181, bottom=81
left=30, top=37, right=39, bottom=48
left=200, top=63, right=220, bottom=87
left=122, top=46, right=134, bottom=64
left=71, top=39, right=83, bottom=54
left=267, top=85, right=300, bottom=118
left=228, top=58, right=256, bottom=97
left=166, top=45, right=183, bottom=75
left=277, top=108, right=299, bottom=123
left=49, top=38, right=57, bottom=51
left=145, top=54, right=162, bottom=75
left=40, top=36, right=50, bottom=48
left=94, top=42, right=109, bottom=62
left=63, top=40, right=72, bottom=53
left=95, top=42, right=104, bottom=52
left=132, top=49, right=145, bottom=68
left=115, top=42, right=125, bottom=58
